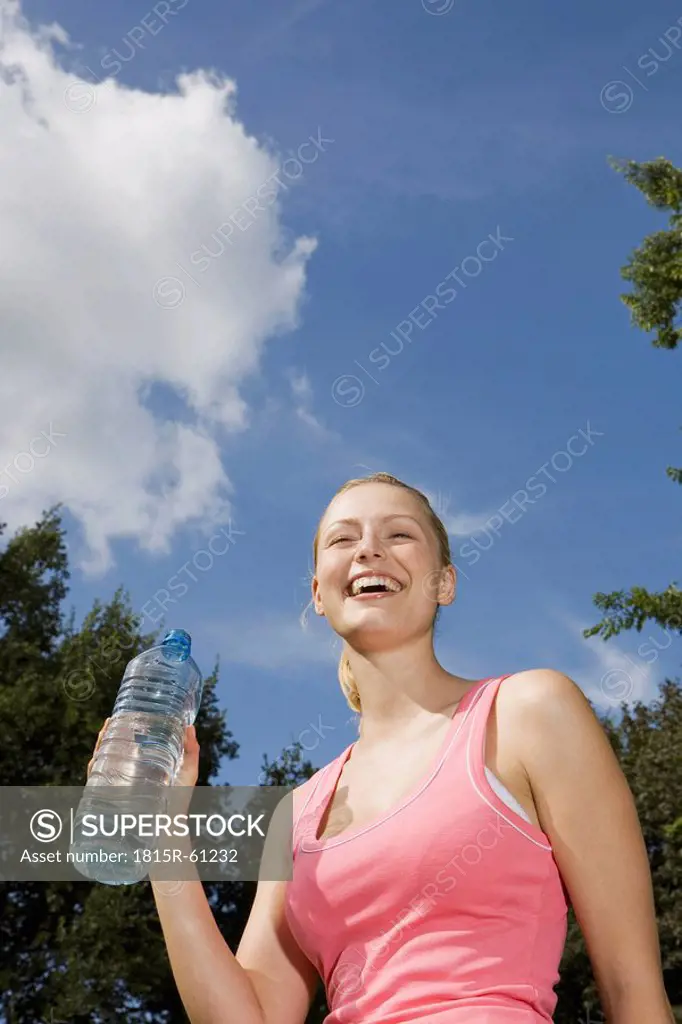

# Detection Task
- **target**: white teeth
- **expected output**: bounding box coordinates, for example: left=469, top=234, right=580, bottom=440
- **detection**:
left=349, top=575, right=402, bottom=596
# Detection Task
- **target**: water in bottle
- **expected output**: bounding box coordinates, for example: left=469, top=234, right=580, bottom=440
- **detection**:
left=70, top=628, right=203, bottom=885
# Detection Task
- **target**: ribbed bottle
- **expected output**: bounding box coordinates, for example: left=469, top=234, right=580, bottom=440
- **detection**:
left=70, top=629, right=203, bottom=885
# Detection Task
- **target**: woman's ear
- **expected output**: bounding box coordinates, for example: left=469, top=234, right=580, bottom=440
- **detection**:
left=437, top=564, right=457, bottom=605
left=311, top=576, right=325, bottom=616
left=422, top=564, right=457, bottom=605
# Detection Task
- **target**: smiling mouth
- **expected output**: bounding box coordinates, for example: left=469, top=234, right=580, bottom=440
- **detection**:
left=344, top=577, right=404, bottom=599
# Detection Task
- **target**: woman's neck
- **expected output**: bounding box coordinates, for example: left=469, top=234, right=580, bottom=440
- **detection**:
left=352, top=659, right=477, bottom=748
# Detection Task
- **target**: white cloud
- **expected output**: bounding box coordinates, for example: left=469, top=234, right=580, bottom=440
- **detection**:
left=553, top=609, right=657, bottom=710
left=423, top=488, right=496, bottom=537
left=0, top=0, right=317, bottom=573
left=208, top=608, right=339, bottom=672
left=288, top=370, right=313, bottom=403
left=285, top=368, right=334, bottom=439
left=580, top=638, right=656, bottom=709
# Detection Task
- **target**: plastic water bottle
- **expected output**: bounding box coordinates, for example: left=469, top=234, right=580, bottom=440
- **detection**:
left=70, top=628, right=203, bottom=885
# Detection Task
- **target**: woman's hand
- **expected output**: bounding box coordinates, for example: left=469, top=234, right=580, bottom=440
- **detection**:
left=166, top=724, right=201, bottom=823
left=87, top=720, right=201, bottom=790
left=87, top=717, right=110, bottom=779
left=174, top=724, right=200, bottom=788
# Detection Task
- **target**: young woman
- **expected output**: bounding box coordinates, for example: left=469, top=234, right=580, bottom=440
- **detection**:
left=95, top=472, right=674, bottom=1023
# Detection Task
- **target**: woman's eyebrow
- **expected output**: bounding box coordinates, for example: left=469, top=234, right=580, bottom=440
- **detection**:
left=324, top=514, right=422, bottom=530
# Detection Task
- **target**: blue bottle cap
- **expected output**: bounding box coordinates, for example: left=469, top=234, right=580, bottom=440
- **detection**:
left=161, top=629, right=192, bottom=660
left=163, top=629, right=191, bottom=645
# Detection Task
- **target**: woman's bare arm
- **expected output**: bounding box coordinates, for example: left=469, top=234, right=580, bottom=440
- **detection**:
left=151, top=855, right=265, bottom=1024
left=504, top=668, right=674, bottom=1024
left=235, top=878, right=320, bottom=1024
left=152, top=868, right=318, bottom=1024
left=151, top=743, right=319, bottom=1024
left=233, top=785, right=320, bottom=1024
left=90, top=721, right=318, bottom=1024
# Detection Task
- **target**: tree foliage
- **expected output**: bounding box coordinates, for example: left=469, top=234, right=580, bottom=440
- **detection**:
left=611, top=156, right=682, bottom=359
left=575, top=155, right=682, bottom=1020
left=0, top=508, right=320, bottom=1024
left=585, top=157, right=682, bottom=643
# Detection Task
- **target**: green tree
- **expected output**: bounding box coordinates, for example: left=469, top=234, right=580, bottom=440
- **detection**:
left=0, top=508, right=318, bottom=1023
left=585, top=157, right=682, bottom=646
left=577, top=156, right=682, bottom=1020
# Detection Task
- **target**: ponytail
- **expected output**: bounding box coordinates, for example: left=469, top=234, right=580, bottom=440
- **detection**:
left=338, top=650, right=362, bottom=712
left=338, top=606, right=442, bottom=715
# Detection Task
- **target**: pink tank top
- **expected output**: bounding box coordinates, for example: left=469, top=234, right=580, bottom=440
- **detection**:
left=285, top=675, right=569, bottom=1023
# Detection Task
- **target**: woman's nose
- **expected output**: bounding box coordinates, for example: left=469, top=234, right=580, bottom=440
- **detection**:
left=355, top=533, right=385, bottom=559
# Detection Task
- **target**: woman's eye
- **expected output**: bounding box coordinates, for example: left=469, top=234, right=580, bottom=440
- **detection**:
left=329, top=532, right=411, bottom=544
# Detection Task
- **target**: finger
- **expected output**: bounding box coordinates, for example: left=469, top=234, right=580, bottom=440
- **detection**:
left=88, top=720, right=111, bottom=778
left=91, top=721, right=109, bottom=767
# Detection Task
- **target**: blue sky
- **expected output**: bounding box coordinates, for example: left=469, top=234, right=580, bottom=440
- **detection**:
left=5, top=0, right=682, bottom=784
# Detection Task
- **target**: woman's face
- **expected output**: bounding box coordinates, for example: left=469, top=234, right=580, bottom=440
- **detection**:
left=312, top=482, right=455, bottom=653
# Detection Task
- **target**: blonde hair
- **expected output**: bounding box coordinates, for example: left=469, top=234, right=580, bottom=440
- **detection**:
left=312, top=472, right=452, bottom=714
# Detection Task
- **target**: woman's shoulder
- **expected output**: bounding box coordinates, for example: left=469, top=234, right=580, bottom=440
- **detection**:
left=488, top=669, right=596, bottom=826
left=494, top=667, right=597, bottom=750
left=497, top=667, right=588, bottom=711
